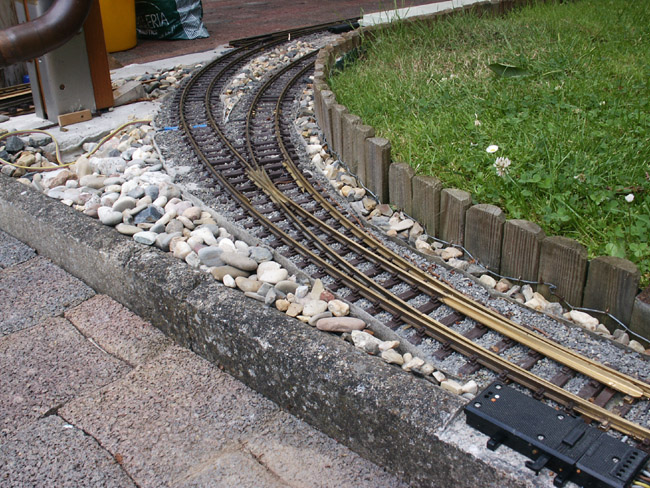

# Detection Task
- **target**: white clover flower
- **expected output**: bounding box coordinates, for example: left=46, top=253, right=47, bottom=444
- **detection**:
left=625, top=193, right=634, bottom=203
left=494, top=156, right=511, bottom=177
left=486, top=145, right=499, bottom=153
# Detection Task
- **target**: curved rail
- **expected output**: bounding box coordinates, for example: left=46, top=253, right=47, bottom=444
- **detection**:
left=175, top=36, right=650, bottom=443
left=268, top=58, right=650, bottom=400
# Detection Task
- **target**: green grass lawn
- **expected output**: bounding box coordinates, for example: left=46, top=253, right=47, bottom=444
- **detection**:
left=330, top=0, right=650, bottom=286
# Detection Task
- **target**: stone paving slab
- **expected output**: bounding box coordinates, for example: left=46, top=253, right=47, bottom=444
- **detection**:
left=60, top=345, right=405, bottom=488
left=0, top=230, right=36, bottom=269
left=0, top=317, right=130, bottom=435
left=0, top=415, right=136, bottom=488
left=65, top=294, right=172, bottom=367
left=242, top=411, right=407, bottom=488
left=174, top=449, right=290, bottom=488
left=0, top=256, right=95, bottom=336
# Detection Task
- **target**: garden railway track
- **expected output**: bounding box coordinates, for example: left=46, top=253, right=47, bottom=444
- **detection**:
left=168, top=25, right=650, bottom=448
left=0, top=83, right=32, bottom=116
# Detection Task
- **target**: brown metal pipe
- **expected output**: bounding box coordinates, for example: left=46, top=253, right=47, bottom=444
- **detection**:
left=0, top=0, right=93, bottom=67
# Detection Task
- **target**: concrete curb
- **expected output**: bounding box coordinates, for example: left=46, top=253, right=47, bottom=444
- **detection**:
left=313, top=0, right=644, bottom=331
left=0, top=174, right=541, bottom=487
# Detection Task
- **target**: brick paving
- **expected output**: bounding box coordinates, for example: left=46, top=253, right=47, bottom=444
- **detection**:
left=0, top=230, right=406, bottom=487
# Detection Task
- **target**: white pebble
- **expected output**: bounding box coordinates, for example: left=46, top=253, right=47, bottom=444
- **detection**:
left=381, top=349, right=404, bottom=365
left=218, top=238, right=236, bottom=252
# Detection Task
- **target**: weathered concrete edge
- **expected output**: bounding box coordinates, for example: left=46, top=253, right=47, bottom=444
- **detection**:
left=0, top=175, right=536, bottom=487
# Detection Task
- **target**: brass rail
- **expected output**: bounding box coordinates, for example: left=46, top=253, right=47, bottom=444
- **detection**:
left=177, top=39, right=650, bottom=443
left=270, top=59, right=650, bottom=400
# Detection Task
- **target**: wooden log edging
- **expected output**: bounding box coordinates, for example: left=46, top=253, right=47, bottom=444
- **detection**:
left=311, top=4, right=645, bottom=332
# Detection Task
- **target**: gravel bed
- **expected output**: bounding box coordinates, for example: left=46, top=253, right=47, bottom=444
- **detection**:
left=147, top=32, right=650, bottom=443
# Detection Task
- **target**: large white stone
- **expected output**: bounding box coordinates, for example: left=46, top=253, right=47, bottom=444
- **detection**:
left=172, top=241, right=192, bottom=260
left=258, top=268, right=288, bottom=284
left=568, top=310, right=599, bottom=328
left=185, top=252, right=201, bottom=268
left=479, top=275, right=497, bottom=289
left=629, top=340, right=645, bottom=354
left=112, top=196, right=137, bottom=212
left=97, top=206, right=124, bottom=226
left=223, top=274, right=236, bottom=288
left=390, top=218, right=414, bottom=232
left=327, top=299, right=350, bottom=317
left=217, top=238, right=236, bottom=252
left=381, top=349, right=404, bottom=365
left=402, top=357, right=425, bottom=372
left=440, top=379, right=463, bottom=395
left=257, top=261, right=281, bottom=274
left=350, top=330, right=382, bottom=354
left=302, top=300, right=328, bottom=317
left=461, top=380, right=478, bottom=395
left=133, top=231, right=157, bottom=246
left=90, top=156, right=126, bottom=175
left=440, top=247, right=463, bottom=260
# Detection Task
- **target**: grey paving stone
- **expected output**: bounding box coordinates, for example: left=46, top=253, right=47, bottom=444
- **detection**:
left=0, top=415, right=135, bottom=488
left=174, top=450, right=289, bottom=488
left=0, top=317, right=130, bottom=435
left=244, top=411, right=408, bottom=488
left=60, top=345, right=406, bottom=488
left=0, top=256, right=95, bottom=336
left=65, top=294, right=171, bottom=366
left=0, top=230, right=36, bottom=269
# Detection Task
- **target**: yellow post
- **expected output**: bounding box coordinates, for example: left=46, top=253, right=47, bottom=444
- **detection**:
left=98, top=0, right=137, bottom=53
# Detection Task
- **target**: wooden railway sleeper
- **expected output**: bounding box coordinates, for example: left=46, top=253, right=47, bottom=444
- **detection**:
left=184, top=42, right=650, bottom=442
left=271, top=103, right=650, bottom=400
left=518, top=351, right=544, bottom=371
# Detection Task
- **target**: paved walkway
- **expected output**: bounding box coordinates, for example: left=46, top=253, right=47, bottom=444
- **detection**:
left=0, top=230, right=406, bottom=487
left=112, top=0, right=441, bottom=65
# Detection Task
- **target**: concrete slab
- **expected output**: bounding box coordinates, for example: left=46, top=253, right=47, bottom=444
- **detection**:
left=0, top=229, right=36, bottom=269
left=0, top=317, right=130, bottom=435
left=0, top=415, right=135, bottom=487
left=60, top=345, right=403, bottom=488
left=242, top=411, right=408, bottom=488
left=65, top=294, right=171, bottom=367
left=0, top=256, right=95, bottom=336
left=111, top=47, right=230, bottom=81
left=174, top=449, right=290, bottom=488
left=0, top=101, right=160, bottom=154
left=360, top=0, right=488, bottom=26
